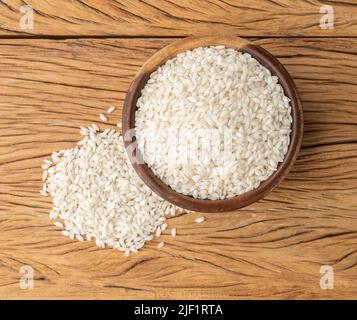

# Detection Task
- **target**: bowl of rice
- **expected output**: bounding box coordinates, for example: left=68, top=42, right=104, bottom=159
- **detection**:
left=122, top=36, right=303, bottom=212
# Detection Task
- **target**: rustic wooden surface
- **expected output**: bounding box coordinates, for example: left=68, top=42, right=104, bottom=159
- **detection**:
left=0, top=0, right=356, bottom=37
left=0, top=1, right=356, bottom=300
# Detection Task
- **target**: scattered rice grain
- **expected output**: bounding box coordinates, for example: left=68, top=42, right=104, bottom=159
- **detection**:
left=54, top=222, right=63, bottom=228
left=99, top=113, right=107, bottom=122
left=195, top=217, right=205, bottom=224
left=91, top=123, right=100, bottom=132
left=107, top=106, right=116, bottom=114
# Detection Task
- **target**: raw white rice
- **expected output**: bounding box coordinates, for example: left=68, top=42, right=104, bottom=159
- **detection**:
left=41, top=163, right=51, bottom=170
left=195, top=217, right=205, bottom=224
left=158, top=242, right=165, bottom=249
left=107, top=106, right=116, bottom=114
left=99, top=113, right=107, bottom=122
left=62, top=230, right=70, bottom=237
left=155, top=227, right=162, bottom=237
left=53, top=222, right=63, bottom=228
left=80, top=127, right=88, bottom=136
left=171, top=227, right=177, bottom=237
left=91, top=123, right=100, bottom=132
left=135, top=46, right=292, bottom=200
left=41, top=126, right=183, bottom=255
left=49, top=210, right=58, bottom=219
left=161, top=222, right=168, bottom=232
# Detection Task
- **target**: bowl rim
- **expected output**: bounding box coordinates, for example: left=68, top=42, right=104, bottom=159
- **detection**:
left=122, top=36, right=303, bottom=213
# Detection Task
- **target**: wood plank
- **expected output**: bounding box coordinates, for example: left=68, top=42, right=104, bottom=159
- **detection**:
left=0, top=0, right=356, bottom=37
left=0, top=37, right=356, bottom=299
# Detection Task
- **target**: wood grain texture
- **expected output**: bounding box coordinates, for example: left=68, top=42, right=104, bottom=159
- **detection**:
left=0, top=37, right=356, bottom=299
left=0, top=0, right=356, bottom=37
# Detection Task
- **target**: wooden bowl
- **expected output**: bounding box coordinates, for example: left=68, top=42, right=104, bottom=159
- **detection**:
left=123, top=36, right=303, bottom=213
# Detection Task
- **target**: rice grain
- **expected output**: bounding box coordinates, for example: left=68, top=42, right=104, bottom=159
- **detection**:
left=195, top=217, right=205, bottom=224
left=107, top=106, right=116, bottom=114
left=99, top=113, right=107, bottom=122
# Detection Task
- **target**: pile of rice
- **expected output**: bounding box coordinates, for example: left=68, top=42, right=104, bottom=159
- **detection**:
left=135, top=45, right=292, bottom=200
left=41, top=126, right=181, bottom=256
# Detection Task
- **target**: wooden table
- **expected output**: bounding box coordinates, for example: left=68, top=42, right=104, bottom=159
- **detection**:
left=0, top=0, right=356, bottom=300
